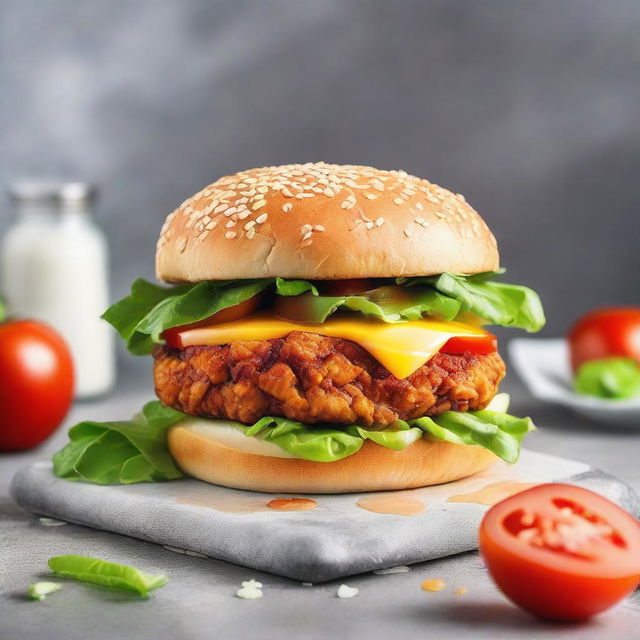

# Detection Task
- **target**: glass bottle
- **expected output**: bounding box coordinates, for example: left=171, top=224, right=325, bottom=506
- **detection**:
left=0, top=182, right=115, bottom=398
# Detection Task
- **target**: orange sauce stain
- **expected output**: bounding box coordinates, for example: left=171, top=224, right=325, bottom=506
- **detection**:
left=176, top=494, right=272, bottom=514
left=356, top=493, right=426, bottom=516
left=447, top=481, right=538, bottom=506
left=422, top=579, right=445, bottom=592
left=454, top=587, right=468, bottom=596
left=267, top=498, right=317, bottom=511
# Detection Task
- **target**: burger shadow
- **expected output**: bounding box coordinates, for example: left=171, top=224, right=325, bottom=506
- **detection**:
left=400, top=599, right=592, bottom=634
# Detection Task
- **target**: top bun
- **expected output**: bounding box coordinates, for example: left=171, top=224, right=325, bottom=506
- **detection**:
left=156, top=162, right=499, bottom=282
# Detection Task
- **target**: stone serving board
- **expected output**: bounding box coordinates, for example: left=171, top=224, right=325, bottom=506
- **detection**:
left=10, top=450, right=639, bottom=583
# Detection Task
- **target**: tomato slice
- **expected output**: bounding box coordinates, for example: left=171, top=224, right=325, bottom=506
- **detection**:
left=441, top=333, right=497, bottom=355
left=480, top=483, right=640, bottom=621
left=163, top=294, right=262, bottom=349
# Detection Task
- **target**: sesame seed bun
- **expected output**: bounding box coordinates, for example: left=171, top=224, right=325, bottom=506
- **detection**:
left=167, top=419, right=497, bottom=493
left=156, top=162, right=499, bottom=282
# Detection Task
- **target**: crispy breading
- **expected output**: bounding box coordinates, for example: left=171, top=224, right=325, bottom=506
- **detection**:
left=153, top=331, right=505, bottom=427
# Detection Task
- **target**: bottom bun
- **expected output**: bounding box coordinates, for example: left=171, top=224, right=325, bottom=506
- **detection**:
left=168, top=421, right=497, bottom=494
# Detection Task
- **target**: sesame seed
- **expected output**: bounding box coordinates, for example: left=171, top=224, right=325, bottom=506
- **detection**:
left=281, top=188, right=294, bottom=198
left=415, top=202, right=424, bottom=210
left=177, top=237, right=187, bottom=252
left=282, top=203, right=293, bottom=213
left=252, top=200, right=267, bottom=211
left=238, top=210, right=250, bottom=220
left=404, top=226, right=413, bottom=237
left=225, top=231, right=237, bottom=239
left=415, top=216, right=424, bottom=224
left=198, top=230, right=210, bottom=241
left=375, top=217, right=384, bottom=227
left=323, top=188, right=335, bottom=197
left=314, top=225, right=325, bottom=232
left=256, top=213, right=268, bottom=224
left=301, top=224, right=313, bottom=234
left=302, top=231, right=312, bottom=241
left=225, top=219, right=236, bottom=228
left=213, top=204, right=227, bottom=214
left=393, top=197, right=404, bottom=206
left=246, top=228, right=256, bottom=239
left=244, top=220, right=256, bottom=230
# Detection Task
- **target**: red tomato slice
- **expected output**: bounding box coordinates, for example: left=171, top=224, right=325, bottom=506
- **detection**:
left=569, top=307, right=640, bottom=371
left=480, top=483, right=640, bottom=621
left=163, top=294, right=262, bottom=348
left=441, top=333, right=497, bottom=355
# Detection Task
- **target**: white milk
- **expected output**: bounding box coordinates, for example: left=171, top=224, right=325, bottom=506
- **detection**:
left=1, top=183, right=115, bottom=397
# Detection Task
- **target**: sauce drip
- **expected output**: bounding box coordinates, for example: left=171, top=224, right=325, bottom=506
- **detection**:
left=176, top=493, right=272, bottom=514
left=356, top=493, right=426, bottom=516
left=422, top=579, right=445, bottom=592
left=447, top=481, right=538, bottom=506
left=267, top=498, right=317, bottom=511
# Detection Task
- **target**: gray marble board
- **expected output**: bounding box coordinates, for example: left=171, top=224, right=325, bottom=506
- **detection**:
left=10, top=449, right=639, bottom=583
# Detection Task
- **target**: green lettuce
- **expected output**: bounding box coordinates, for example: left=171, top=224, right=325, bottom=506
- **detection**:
left=103, top=273, right=544, bottom=355
left=574, top=357, right=640, bottom=399
left=246, top=417, right=364, bottom=461
left=400, top=272, right=545, bottom=332
left=48, top=555, right=168, bottom=598
left=52, top=402, right=185, bottom=484
left=53, top=396, right=533, bottom=484
left=273, top=286, right=461, bottom=324
left=102, top=278, right=274, bottom=355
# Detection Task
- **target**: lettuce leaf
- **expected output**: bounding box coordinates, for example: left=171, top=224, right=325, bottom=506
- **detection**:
left=246, top=417, right=364, bottom=461
left=52, top=402, right=185, bottom=484
left=48, top=555, right=168, bottom=597
left=273, top=287, right=461, bottom=324
left=408, top=410, right=534, bottom=464
left=52, top=394, right=533, bottom=484
left=574, top=357, right=640, bottom=399
left=103, top=272, right=544, bottom=355
left=102, top=278, right=274, bottom=354
left=247, top=407, right=533, bottom=463
left=275, top=277, right=318, bottom=296
left=401, top=272, right=545, bottom=332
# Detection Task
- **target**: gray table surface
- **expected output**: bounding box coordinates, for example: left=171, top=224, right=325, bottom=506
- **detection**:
left=2, top=363, right=640, bottom=640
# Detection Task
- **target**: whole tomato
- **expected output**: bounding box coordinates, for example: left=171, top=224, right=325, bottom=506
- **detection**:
left=0, top=318, right=74, bottom=451
left=568, top=307, right=640, bottom=371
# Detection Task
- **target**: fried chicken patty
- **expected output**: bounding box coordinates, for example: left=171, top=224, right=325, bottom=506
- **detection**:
left=153, top=331, right=505, bottom=427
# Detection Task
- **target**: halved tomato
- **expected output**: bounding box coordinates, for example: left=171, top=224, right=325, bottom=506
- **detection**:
left=163, top=294, right=262, bottom=349
left=480, top=483, right=640, bottom=621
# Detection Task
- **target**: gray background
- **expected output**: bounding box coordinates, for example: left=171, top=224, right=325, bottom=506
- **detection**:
left=1, top=0, right=639, bottom=338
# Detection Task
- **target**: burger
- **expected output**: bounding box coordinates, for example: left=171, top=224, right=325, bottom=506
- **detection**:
left=102, top=162, right=545, bottom=493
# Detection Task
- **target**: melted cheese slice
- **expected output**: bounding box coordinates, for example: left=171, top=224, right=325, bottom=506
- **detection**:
left=177, top=313, right=490, bottom=379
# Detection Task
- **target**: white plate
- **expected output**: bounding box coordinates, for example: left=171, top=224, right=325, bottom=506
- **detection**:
left=509, top=338, right=640, bottom=427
